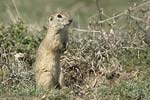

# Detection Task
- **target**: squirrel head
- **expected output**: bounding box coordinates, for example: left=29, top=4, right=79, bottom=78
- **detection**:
left=48, top=9, right=72, bottom=31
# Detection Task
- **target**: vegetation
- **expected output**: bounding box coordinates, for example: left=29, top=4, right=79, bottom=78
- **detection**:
left=0, top=0, right=150, bottom=100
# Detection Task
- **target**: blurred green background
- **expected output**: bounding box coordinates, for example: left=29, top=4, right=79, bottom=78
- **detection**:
left=0, top=0, right=141, bottom=27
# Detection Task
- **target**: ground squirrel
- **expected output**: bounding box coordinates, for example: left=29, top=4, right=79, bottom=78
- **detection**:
left=34, top=10, right=72, bottom=89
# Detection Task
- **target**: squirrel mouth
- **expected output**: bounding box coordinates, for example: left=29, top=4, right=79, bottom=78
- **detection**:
left=66, top=19, right=72, bottom=25
left=62, top=19, right=72, bottom=27
left=69, top=19, right=72, bottom=24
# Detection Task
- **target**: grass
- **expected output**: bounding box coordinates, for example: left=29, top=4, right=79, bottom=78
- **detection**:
left=0, top=79, right=149, bottom=99
left=0, top=79, right=149, bottom=100
left=96, top=81, right=150, bottom=100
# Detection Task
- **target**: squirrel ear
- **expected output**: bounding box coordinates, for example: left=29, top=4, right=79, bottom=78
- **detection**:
left=56, top=8, right=62, bottom=13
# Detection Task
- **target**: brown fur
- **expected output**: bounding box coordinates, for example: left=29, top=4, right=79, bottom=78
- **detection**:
left=34, top=10, right=72, bottom=89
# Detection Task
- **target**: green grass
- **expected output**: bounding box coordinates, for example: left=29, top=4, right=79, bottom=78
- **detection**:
left=0, top=84, right=73, bottom=99
left=96, top=81, right=150, bottom=100
left=0, top=79, right=149, bottom=100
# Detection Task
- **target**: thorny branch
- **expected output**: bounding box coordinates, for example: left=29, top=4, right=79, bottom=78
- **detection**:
left=72, top=0, right=150, bottom=33
left=96, top=0, right=103, bottom=21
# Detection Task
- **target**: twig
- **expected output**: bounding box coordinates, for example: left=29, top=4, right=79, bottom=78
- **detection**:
left=129, top=15, right=143, bottom=22
left=98, top=0, right=150, bottom=24
left=12, top=0, right=21, bottom=18
left=72, top=28, right=101, bottom=33
left=92, top=77, right=98, bottom=88
left=6, top=5, right=16, bottom=23
left=121, top=47, right=144, bottom=50
left=98, top=12, right=126, bottom=24
left=72, top=1, right=150, bottom=33
left=96, top=0, right=102, bottom=21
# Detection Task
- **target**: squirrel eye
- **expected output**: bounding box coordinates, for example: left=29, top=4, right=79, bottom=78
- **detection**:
left=48, top=16, right=53, bottom=21
left=49, top=16, right=53, bottom=21
left=57, top=14, right=62, bottom=18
